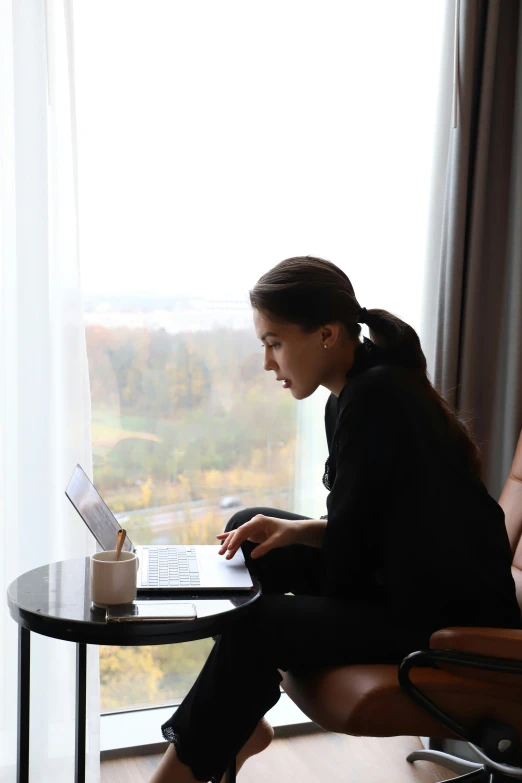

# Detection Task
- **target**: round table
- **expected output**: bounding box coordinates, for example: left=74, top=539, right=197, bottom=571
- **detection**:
left=7, top=556, right=262, bottom=783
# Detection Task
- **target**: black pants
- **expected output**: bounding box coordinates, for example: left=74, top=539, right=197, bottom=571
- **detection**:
left=161, top=507, right=425, bottom=783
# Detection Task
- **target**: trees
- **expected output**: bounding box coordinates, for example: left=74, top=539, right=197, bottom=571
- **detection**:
left=99, top=639, right=214, bottom=711
left=87, top=321, right=297, bottom=711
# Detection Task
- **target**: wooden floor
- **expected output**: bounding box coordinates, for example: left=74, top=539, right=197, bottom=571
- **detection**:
left=101, top=732, right=458, bottom=782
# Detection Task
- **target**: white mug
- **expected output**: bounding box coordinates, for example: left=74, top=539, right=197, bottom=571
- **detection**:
left=90, top=551, right=139, bottom=608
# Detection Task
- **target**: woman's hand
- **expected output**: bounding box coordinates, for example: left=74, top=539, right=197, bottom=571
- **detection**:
left=216, top=515, right=303, bottom=560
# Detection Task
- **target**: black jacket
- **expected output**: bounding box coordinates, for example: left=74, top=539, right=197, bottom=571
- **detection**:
left=321, top=337, right=521, bottom=634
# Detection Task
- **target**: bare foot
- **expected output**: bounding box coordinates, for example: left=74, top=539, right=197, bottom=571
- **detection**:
left=219, top=717, right=274, bottom=783
left=149, top=742, right=200, bottom=783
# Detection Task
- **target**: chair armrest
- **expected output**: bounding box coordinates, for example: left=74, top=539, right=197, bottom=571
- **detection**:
left=430, top=627, right=522, bottom=662
left=399, top=649, right=522, bottom=773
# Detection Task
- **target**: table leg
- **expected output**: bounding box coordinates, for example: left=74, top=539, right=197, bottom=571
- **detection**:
left=17, top=626, right=30, bottom=783
left=225, top=759, right=236, bottom=782
left=75, top=643, right=87, bottom=783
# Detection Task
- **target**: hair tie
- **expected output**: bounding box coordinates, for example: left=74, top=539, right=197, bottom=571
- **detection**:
left=358, top=307, right=369, bottom=324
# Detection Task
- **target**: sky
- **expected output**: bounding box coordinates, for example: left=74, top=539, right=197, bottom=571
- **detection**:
left=73, top=0, right=446, bottom=333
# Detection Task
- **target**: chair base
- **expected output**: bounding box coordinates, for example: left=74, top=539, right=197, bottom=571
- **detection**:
left=407, top=750, right=517, bottom=782
left=408, top=749, right=482, bottom=775
left=443, top=771, right=510, bottom=782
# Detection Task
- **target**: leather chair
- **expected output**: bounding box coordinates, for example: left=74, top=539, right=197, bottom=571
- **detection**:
left=279, top=430, right=522, bottom=783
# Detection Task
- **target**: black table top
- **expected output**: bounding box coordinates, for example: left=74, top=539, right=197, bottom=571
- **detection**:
left=7, top=556, right=262, bottom=645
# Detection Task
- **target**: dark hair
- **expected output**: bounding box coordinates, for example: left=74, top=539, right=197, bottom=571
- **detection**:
left=250, top=255, right=482, bottom=481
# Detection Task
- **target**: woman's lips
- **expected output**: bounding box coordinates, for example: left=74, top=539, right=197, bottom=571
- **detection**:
left=282, top=379, right=291, bottom=388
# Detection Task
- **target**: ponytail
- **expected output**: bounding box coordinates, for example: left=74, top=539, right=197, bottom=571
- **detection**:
left=359, top=308, right=427, bottom=374
left=361, top=308, right=482, bottom=481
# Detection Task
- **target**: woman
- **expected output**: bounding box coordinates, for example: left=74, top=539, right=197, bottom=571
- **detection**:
left=150, top=256, right=521, bottom=783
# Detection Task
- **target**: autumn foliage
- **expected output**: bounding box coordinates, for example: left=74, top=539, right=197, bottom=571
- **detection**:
left=88, top=323, right=296, bottom=710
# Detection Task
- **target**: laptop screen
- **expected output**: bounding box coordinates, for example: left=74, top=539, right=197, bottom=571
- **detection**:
left=65, top=464, right=135, bottom=553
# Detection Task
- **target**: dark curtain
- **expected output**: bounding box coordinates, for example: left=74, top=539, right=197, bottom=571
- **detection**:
left=429, top=0, right=522, bottom=498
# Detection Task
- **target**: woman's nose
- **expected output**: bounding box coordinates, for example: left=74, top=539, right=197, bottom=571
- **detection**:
left=264, top=354, right=277, bottom=373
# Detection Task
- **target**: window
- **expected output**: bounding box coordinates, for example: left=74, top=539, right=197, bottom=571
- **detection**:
left=85, top=297, right=295, bottom=711
left=74, top=0, right=446, bottom=719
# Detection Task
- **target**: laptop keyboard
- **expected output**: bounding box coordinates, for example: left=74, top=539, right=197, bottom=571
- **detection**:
left=141, top=546, right=201, bottom=588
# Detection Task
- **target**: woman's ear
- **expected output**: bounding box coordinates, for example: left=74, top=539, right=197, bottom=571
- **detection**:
left=321, top=323, right=340, bottom=346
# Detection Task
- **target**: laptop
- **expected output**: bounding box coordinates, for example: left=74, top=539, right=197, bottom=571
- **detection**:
left=65, top=464, right=254, bottom=592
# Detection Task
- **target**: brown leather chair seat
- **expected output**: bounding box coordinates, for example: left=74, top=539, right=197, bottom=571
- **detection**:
left=281, top=658, right=522, bottom=740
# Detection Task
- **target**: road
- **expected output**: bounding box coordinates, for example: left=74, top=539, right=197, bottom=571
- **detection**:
left=114, top=492, right=289, bottom=544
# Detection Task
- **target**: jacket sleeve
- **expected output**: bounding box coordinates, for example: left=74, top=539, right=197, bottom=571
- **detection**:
left=322, top=374, right=399, bottom=597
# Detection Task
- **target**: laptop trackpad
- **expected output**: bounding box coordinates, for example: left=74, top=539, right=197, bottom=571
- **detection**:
left=199, top=545, right=253, bottom=588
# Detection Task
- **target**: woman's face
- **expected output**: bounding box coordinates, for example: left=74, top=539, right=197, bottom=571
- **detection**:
left=253, top=309, right=351, bottom=399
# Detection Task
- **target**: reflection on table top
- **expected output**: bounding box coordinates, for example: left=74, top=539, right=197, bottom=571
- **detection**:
left=7, top=556, right=261, bottom=645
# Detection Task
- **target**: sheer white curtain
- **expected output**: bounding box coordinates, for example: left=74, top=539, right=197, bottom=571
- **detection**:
left=0, top=1, right=99, bottom=780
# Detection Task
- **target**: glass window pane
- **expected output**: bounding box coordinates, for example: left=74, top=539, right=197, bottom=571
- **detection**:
left=74, top=0, right=447, bottom=713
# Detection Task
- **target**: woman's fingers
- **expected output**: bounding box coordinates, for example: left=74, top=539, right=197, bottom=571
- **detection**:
left=216, top=516, right=293, bottom=560
left=224, top=527, right=247, bottom=558
left=216, top=531, right=234, bottom=555
left=216, top=528, right=244, bottom=558
left=216, top=518, right=262, bottom=558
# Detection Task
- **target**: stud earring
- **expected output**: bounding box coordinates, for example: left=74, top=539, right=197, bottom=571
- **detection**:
left=323, top=345, right=328, bottom=349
